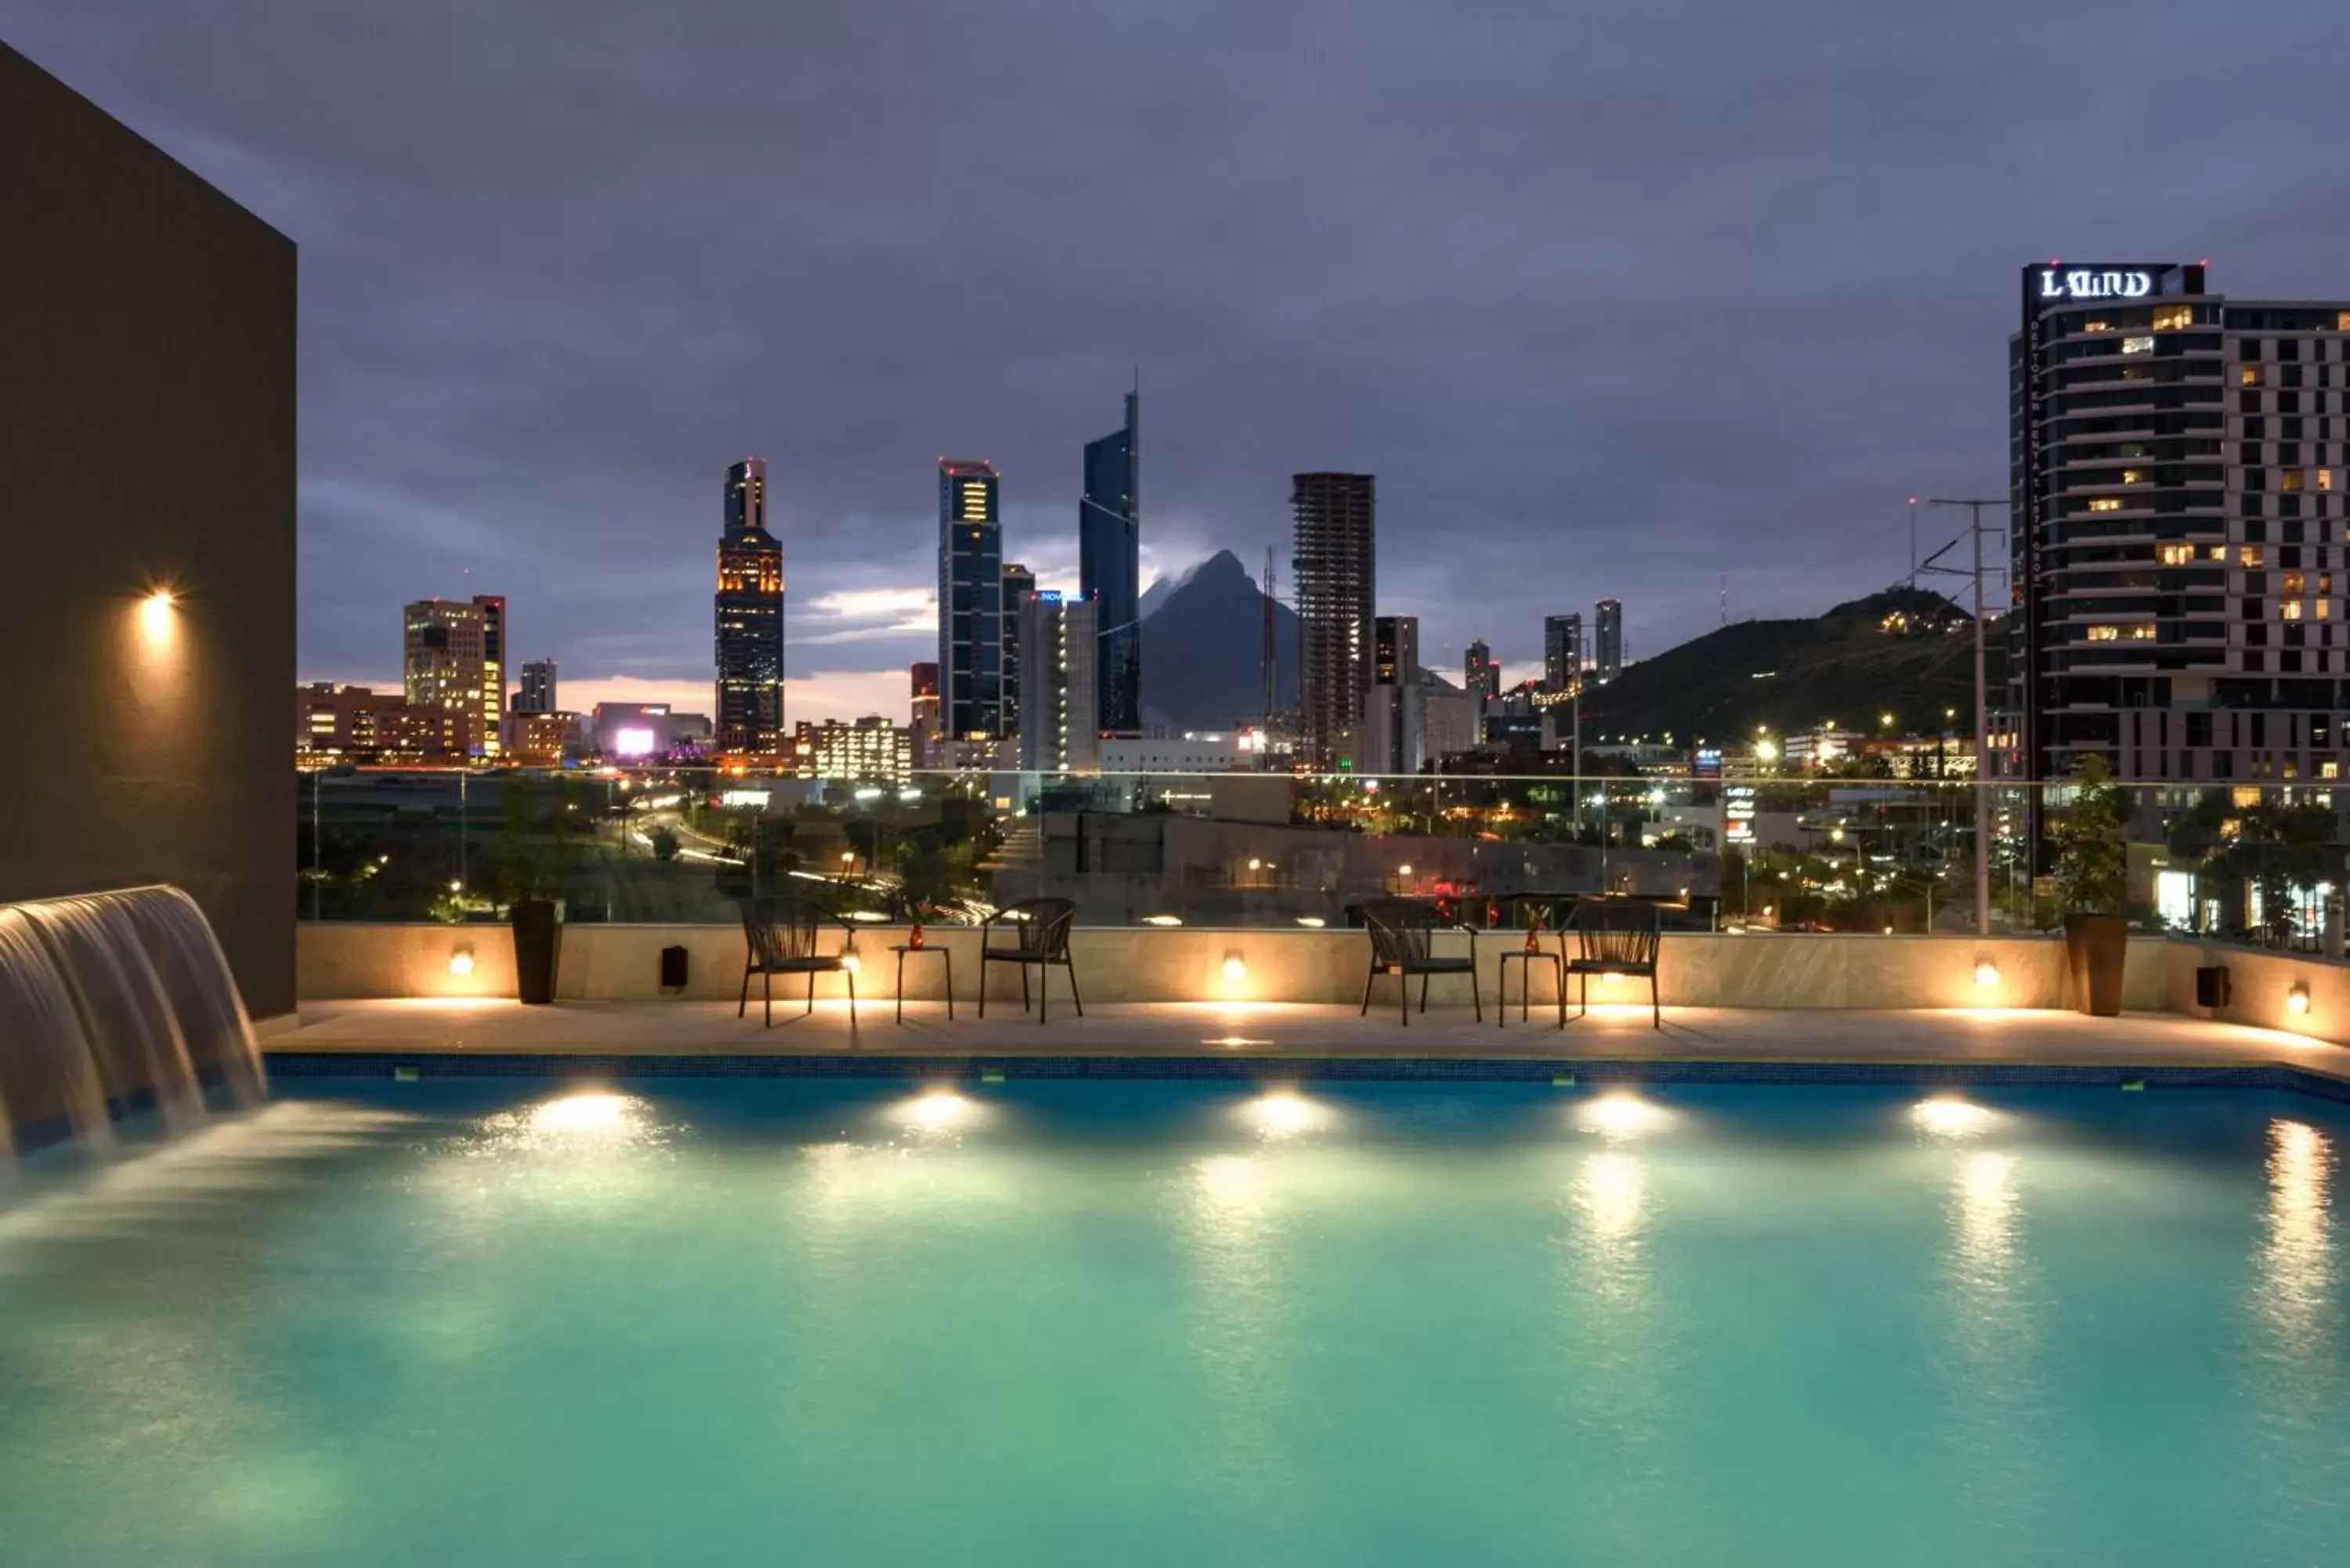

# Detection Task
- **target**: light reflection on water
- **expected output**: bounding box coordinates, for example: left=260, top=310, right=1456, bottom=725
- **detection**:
left=2256, top=1118, right=2335, bottom=1352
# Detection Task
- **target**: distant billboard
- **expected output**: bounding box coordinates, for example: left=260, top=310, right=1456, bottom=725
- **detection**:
left=613, top=727, right=657, bottom=758
left=1725, top=783, right=1756, bottom=845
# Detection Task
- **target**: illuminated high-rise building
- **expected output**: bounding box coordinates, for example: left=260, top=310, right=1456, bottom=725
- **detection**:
left=1081, top=389, right=1142, bottom=732
left=909, top=660, right=941, bottom=764
left=1373, top=615, right=1419, bottom=685
left=1000, top=562, right=1036, bottom=742
left=1292, top=471, right=1376, bottom=768
left=1465, top=640, right=1501, bottom=710
left=938, top=458, right=1004, bottom=739
left=1018, top=591, right=1100, bottom=774
left=403, top=594, right=504, bottom=757
left=1595, top=598, right=1623, bottom=683
left=1543, top=614, right=1583, bottom=692
left=714, top=457, right=785, bottom=753
left=2003, top=260, right=2350, bottom=800
left=516, top=657, right=557, bottom=714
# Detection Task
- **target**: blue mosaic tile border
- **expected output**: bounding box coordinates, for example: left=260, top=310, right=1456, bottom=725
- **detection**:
left=9, top=1064, right=243, bottom=1159
left=262, top=1050, right=2350, bottom=1106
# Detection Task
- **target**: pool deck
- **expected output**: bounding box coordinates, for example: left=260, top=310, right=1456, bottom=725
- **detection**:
left=275, top=999, right=2350, bottom=1082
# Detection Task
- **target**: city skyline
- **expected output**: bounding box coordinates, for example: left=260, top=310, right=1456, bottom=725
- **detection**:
left=13, top=2, right=2350, bottom=724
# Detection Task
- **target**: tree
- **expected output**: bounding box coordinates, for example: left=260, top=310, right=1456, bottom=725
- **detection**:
left=2053, top=755, right=2127, bottom=916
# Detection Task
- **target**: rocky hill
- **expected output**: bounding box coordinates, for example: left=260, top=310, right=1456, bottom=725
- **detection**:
left=1574, top=586, right=2004, bottom=745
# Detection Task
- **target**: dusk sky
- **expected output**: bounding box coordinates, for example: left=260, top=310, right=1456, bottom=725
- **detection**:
left=9, top=1, right=2350, bottom=721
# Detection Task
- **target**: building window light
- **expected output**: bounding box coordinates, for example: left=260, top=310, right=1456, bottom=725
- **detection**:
left=2121, top=335, right=2156, bottom=355
left=2121, top=468, right=2149, bottom=485
left=2283, top=572, right=2309, bottom=596
left=2241, top=365, right=2265, bottom=386
left=2283, top=470, right=2307, bottom=493
left=2087, top=497, right=2124, bottom=513
left=2158, top=543, right=2195, bottom=565
left=2087, top=625, right=2120, bottom=642
left=2283, top=601, right=2305, bottom=621
left=2320, top=469, right=2337, bottom=493
left=2242, top=545, right=2267, bottom=568
left=2154, top=305, right=2193, bottom=331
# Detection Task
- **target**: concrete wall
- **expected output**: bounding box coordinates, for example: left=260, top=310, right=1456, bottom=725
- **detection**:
left=0, top=43, right=296, bottom=1017
left=298, top=924, right=2171, bottom=1013
left=2164, top=940, right=2350, bottom=1045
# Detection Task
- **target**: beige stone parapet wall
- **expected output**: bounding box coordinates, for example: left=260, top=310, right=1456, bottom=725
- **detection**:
left=298, top=923, right=2174, bottom=1014
left=2164, top=940, right=2350, bottom=1046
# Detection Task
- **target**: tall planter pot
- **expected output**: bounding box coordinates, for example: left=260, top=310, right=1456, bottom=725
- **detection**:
left=2063, top=912, right=2127, bottom=1017
left=511, top=898, right=562, bottom=1005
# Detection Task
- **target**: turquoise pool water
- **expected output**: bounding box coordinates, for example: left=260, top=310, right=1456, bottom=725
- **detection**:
left=2, top=1078, right=2347, bottom=1566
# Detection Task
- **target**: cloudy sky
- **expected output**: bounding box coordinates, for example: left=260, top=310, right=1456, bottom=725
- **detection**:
left=9, top=1, right=2350, bottom=718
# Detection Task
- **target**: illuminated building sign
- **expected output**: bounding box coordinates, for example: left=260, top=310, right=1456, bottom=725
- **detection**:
left=2037, top=268, right=2151, bottom=302
left=1725, top=784, right=1756, bottom=845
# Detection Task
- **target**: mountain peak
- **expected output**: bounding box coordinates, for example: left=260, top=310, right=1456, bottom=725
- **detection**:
left=1138, top=548, right=1296, bottom=730
left=1139, top=547, right=1257, bottom=620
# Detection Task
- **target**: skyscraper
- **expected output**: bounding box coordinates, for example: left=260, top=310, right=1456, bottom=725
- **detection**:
left=909, top=660, right=940, bottom=764
left=403, top=594, right=504, bottom=757
left=714, top=458, right=785, bottom=753
left=516, top=658, right=557, bottom=714
left=1543, top=614, right=1584, bottom=692
left=1292, top=472, right=1376, bottom=769
left=2006, top=260, right=2350, bottom=794
left=1081, top=389, right=1142, bottom=732
left=1595, top=599, right=1623, bottom=683
left=1018, top=591, right=1100, bottom=774
left=1000, top=561, right=1036, bottom=742
left=1373, top=616, right=1419, bottom=685
left=938, top=458, right=1003, bottom=740
left=1465, top=640, right=1500, bottom=710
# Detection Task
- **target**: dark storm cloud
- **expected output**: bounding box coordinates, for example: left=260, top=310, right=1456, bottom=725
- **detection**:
left=9, top=0, right=2350, bottom=703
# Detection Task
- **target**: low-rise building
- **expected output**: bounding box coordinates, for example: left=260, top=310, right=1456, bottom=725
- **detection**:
left=296, top=683, right=477, bottom=765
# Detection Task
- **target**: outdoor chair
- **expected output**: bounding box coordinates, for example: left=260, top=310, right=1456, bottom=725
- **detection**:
left=1358, top=898, right=1480, bottom=1025
left=1565, top=898, right=1661, bottom=1028
left=979, top=898, right=1082, bottom=1022
left=736, top=895, right=859, bottom=1026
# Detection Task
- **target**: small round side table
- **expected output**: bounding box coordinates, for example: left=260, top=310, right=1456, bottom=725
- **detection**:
left=889, top=944, right=955, bottom=1024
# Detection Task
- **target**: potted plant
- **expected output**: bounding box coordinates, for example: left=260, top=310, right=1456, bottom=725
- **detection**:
left=2055, top=755, right=2129, bottom=1015
left=498, top=777, right=579, bottom=1005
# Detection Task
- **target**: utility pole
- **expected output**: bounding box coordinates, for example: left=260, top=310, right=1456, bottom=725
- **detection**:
left=1925, top=499, right=2006, bottom=938
left=1262, top=546, right=1278, bottom=763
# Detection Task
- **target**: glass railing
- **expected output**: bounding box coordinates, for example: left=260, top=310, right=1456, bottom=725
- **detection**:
left=293, top=766, right=2348, bottom=948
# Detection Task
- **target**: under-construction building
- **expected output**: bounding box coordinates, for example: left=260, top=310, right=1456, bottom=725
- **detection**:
left=1292, top=471, right=1376, bottom=769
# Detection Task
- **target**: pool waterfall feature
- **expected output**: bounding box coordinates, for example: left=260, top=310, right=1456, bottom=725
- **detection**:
left=0, top=886, right=266, bottom=1158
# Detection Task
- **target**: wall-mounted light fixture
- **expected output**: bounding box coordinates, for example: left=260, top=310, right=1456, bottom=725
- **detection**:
left=1975, top=959, right=1999, bottom=989
left=449, top=945, right=475, bottom=977
left=2287, top=982, right=2312, bottom=1017
left=139, top=587, right=178, bottom=645
left=1222, top=952, right=1246, bottom=983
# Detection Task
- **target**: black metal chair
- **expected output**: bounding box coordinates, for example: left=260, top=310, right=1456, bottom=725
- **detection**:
left=736, top=895, right=859, bottom=1026
left=1358, top=898, right=1480, bottom=1025
left=1565, top=899, right=1661, bottom=1028
left=979, top=898, right=1082, bottom=1022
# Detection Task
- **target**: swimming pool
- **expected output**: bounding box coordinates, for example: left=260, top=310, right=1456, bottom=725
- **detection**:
left=2, top=1077, right=2346, bottom=1566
